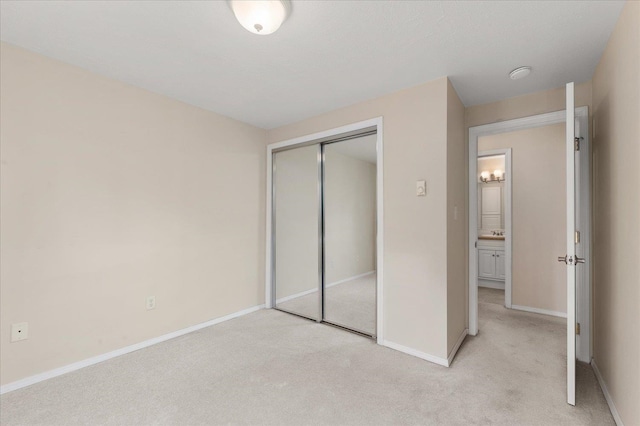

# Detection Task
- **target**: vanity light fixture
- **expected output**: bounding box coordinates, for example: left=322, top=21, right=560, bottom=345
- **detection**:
left=480, top=169, right=505, bottom=183
left=228, top=0, right=292, bottom=35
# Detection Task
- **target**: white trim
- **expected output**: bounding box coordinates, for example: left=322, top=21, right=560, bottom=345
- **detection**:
left=0, top=304, right=264, bottom=395
left=591, top=360, right=625, bottom=426
left=275, top=287, right=318, bottom=304
left=511, top=304, right=567, bottom=318
left=381, top=340, right=449, bottom=367
left=447, top=329, right=468, bottom=366
left=266, top=117, right=384, bottom=342
left=275, top=271, right=375, bottom=304
left=467, top=106, right=591, bottom=364
left=328, top=270, right=375, bottom=288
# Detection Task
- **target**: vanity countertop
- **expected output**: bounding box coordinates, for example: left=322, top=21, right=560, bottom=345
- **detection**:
left=478, top=235, right=505, bottom=241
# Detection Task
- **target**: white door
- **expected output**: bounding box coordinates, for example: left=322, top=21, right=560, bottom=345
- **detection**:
left=563, top=82, right=578, bottom=406
left=478, top=249, right=496, bottom=278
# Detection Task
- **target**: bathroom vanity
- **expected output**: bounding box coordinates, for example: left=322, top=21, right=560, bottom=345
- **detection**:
left=478, top=236, right=505, bottom=289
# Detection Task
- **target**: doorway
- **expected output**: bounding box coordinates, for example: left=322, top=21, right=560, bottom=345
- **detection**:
left=468, top=106, right=591, bottom=377
left=265, top=118, right=384, bottom=339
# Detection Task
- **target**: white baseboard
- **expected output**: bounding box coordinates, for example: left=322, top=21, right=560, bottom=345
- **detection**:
left=447, top=329, right=468, bottom=366
left=381, top=340, right=449, bottom=367
left=275, top=287, right=318, bottom=304
left=327, top=270, right=375, bottom=288
left=275, top=270, right=375, bottom=304
left=0, top=304, right=264, bottom=395
left=591, top=359, right=624, bottom=426
left=478, top=279, right=505, bottom=290
left=511, top=304, right=567, bottom=318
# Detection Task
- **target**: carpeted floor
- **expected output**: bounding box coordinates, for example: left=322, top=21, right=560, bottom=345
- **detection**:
left=0, top=287, right=613, bottom=425
left=277, top=273, right=376, bottom=335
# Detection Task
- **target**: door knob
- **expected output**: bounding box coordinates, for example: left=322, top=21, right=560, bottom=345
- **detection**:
left=575, top=256, right=585, bottom=264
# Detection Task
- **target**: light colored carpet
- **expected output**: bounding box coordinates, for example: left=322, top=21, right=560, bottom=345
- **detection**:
left=277, top=273, right=376, bottom=335
left=0, top=288, right=613, bottom=425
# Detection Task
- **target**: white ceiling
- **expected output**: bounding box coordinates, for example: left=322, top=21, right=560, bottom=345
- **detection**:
left=0, top=1, right=625, bottom=129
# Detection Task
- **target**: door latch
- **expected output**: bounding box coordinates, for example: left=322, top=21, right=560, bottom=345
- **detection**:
left=557, top=255, right=574, bottom=265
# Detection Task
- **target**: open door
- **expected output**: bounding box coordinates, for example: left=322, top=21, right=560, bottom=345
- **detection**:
left=561, top=82, right=579, bottom=406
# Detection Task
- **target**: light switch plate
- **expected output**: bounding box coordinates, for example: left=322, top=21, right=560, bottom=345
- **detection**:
left=146, top=296, right=156, bottom=310
left=11, top=322, right=28, bottom=342
left=416, top=180, right=427, bottom=196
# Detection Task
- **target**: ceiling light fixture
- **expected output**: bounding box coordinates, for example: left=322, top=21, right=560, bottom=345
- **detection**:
left=228, top=0, right=291, bottom=35
left=509, top=66, right=532, bottom=80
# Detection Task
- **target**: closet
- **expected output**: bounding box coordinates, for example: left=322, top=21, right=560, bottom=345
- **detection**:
left=271, top=130, right=377, bottom=337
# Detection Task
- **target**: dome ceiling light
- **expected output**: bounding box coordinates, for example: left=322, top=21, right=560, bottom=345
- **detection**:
left=228, top=0, right=292, bottom=35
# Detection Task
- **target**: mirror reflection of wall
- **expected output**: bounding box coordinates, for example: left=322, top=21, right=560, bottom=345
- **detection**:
left=477, top=154, right=505, bottom=234
left=324, top=135, right=377, bottom=335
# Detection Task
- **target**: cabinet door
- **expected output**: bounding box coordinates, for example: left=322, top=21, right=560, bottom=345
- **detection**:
left=478, top=249, right=496, bottom=278
left=495, top=250, right=506, bottom=280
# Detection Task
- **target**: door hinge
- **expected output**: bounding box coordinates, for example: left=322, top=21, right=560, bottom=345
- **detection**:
left=575, top=231, right=580, bottom=244
left=574, top=137, right=582, bottom=151
left=576, top=323, right=581, bottom=335
left=475, top=241, right=477, bottom=248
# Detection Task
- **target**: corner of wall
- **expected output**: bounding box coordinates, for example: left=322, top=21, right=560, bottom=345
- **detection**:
left=446, top=80, right=468, bottom=354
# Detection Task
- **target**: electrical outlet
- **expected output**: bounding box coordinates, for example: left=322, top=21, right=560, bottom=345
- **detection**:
left=11, top=322, right=28, bottom=342
left=146, top=296, right=156, bottom=310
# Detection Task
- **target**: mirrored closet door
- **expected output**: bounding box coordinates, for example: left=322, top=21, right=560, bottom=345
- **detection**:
left=323, top=136, right=377, bottom=335
left=272, top=131, right=377, bottom=337
left=273, top=145, right=321, bottom=321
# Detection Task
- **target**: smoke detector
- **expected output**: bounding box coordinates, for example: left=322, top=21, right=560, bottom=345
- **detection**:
left=509, top=66, right=532, bottom=80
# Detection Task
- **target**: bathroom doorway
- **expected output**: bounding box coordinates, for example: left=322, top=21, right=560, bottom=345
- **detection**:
left=468, top=101, right=591, bottom=406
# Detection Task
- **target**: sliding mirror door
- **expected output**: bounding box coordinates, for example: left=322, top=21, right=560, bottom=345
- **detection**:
left=273, top=145, right=321, bottom=321
left=323, top=135, right=377, bottom=335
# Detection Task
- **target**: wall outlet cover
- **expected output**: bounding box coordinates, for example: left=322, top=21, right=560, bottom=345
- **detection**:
left=11, top=322, right=28, bottom=342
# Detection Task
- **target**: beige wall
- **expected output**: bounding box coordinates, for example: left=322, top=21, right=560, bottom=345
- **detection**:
left=591, top=1, right=640, bottom=424
left=324, top=149, right=376, bottom=284
left=0, top=43, right=267, bottom=385
left=446, top=80, right=467, bottom=354
left=268, top=77, right=465, bottom=360
left=479, top=124, right=567, bottom=314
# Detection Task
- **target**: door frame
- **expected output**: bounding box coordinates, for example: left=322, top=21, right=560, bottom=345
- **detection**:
left=468, top=107, right=591, bottom=362
left=265, top=117, right=384, bottom=343
left=477, top=148, right=512, bottom=308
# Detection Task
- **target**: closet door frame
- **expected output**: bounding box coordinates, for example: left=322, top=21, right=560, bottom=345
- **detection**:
left=266, top=117, right=384, bottom=343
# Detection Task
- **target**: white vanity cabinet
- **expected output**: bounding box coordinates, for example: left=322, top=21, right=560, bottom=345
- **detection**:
left=477, top=239, right=505, bottom=289
left=479, top=249, right=505, bottom=280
